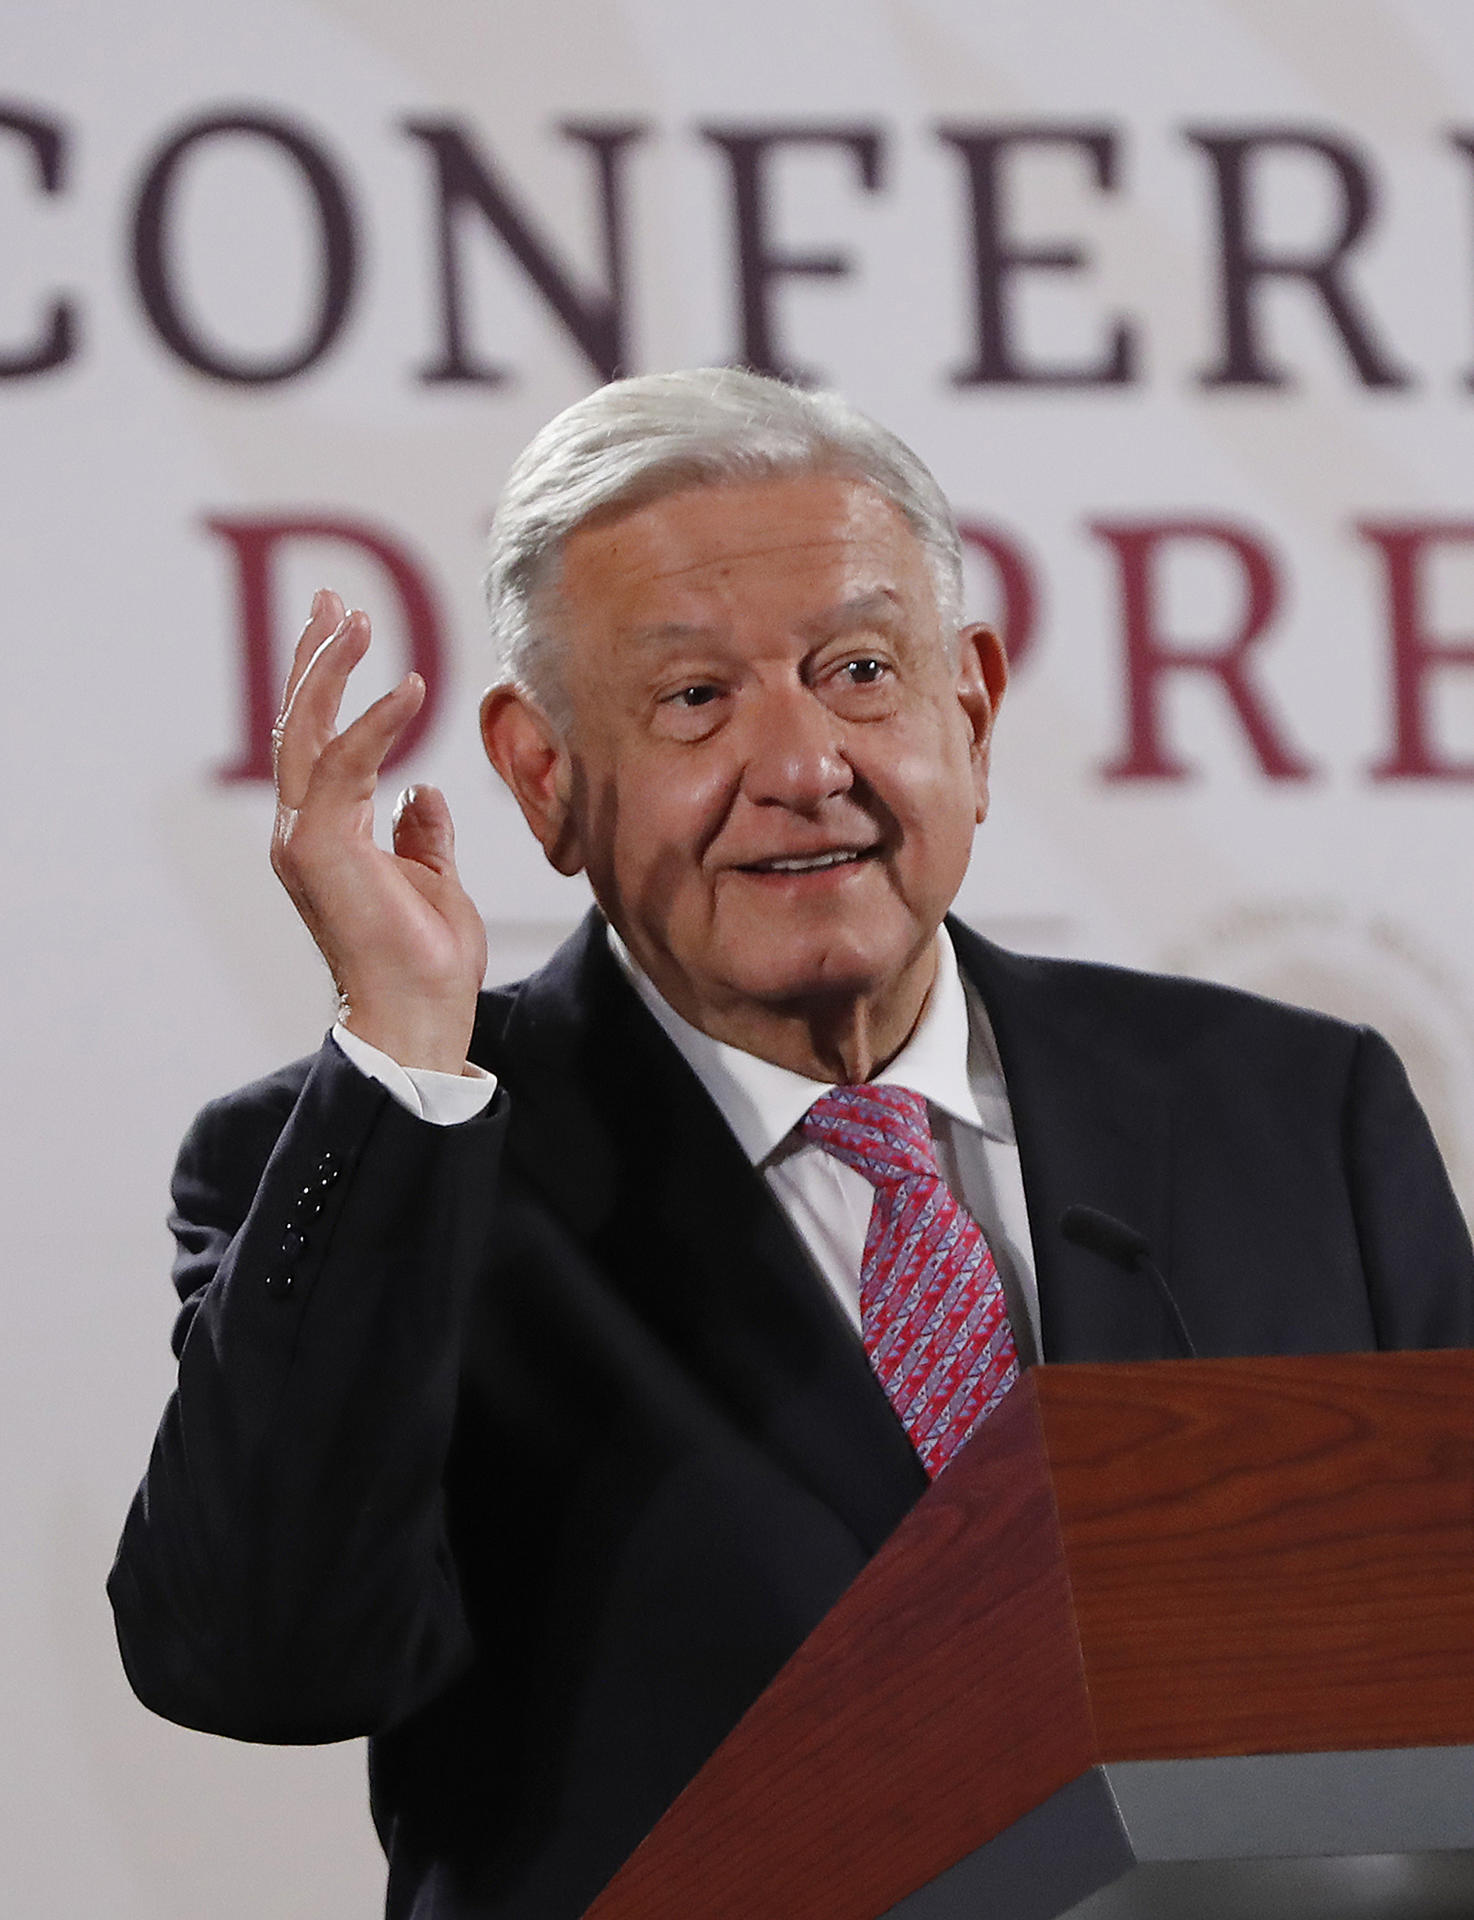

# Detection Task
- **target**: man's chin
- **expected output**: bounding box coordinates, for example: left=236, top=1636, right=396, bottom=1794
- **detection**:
left=625, top=897, right=940, bottom=1041
left=715, top=934, right=918, bottom=1015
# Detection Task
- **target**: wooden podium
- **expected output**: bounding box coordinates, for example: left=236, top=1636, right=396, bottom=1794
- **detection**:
left=586, top=1352, right=1474, bottom=1920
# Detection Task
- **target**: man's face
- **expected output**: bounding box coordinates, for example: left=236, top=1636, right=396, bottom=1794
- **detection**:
left=490, top=472, right=1004, bottom=1051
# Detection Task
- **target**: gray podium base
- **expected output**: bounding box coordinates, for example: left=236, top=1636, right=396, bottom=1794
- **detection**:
left=1068, top=1854, right=1474, bottom=1920
left=882, top=1748, right=1474, bottom=1920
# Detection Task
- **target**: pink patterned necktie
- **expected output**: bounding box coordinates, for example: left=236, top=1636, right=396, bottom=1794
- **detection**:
left=801, top=1083, right=1019, bottom=1478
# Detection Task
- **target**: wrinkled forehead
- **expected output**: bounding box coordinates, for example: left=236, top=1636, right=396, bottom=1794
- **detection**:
left=553, top=473, right=940, bottom=638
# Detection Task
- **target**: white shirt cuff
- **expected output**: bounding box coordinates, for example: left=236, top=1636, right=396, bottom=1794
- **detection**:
left=331, top=1024, right=497, bottom=1126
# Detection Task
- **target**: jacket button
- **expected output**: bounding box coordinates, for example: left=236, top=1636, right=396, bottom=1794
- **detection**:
left=264, top=1267, right=295, bottom=1299
left=280, top=1227, right=307, bottom=1262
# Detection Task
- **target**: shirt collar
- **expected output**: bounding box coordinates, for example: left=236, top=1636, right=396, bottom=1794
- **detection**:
left=605, top=924, right=1010, bottom=1167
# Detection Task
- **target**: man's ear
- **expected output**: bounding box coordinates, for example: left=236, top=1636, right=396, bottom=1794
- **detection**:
left=480, top=686, right=585, bottom=876
left=955, top=624, right=1008, bottom=825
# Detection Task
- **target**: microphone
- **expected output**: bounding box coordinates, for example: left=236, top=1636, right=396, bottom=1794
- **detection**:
left=1059, top=1204, right=1198, bottom=1360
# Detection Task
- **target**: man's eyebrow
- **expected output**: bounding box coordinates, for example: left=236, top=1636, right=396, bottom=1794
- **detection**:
left=623, top=620, right=726, bottom=648
left=803, top=588, right=906, bottom=637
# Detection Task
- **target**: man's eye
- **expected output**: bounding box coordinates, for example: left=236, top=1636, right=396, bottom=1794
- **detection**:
left=841, top=657, right=888, bottom=685
left=669, top=684, right=721, bottom=708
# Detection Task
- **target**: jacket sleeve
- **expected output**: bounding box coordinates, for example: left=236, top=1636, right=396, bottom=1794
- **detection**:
left=1345, top=1025, right=1474, bottom=1350
left=107, top=1037, right=509, bottom=1744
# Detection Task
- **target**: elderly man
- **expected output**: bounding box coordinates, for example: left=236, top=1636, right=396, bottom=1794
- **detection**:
left=111, top=369, right=1474, bottom=1920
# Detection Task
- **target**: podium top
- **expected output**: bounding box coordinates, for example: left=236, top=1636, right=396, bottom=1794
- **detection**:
left=587, top=1351, right=1474, bottom=1920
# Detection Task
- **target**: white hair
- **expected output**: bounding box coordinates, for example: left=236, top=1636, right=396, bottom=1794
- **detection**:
left=484, top=367, right=964, bottom=724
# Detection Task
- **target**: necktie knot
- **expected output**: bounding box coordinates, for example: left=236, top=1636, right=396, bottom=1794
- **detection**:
left=800, top=1083, right=941, bottom=1190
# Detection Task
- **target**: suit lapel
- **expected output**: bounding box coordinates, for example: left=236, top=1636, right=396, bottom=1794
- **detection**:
left=950, top=922, right=1179, bottom=1363
left=483, top=914, right=926, bottom=1554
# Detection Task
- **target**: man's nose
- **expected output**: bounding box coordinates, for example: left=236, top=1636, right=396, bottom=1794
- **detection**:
left=739, top=683, right=852, bottom=809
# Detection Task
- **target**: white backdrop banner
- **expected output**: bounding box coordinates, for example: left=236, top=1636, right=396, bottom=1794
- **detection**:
left=7, top=2, right=1474, bottom=1913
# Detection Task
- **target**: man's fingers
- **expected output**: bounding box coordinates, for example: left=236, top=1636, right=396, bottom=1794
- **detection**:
left=272, top=673, right=426, bottom=888
left=282, top=588, right=346, bottom=710
left=274, top=609, right=372, bottom=807
left=391, top=782, right=457, bottom=875
left=298, top=672, right=427, bottom=815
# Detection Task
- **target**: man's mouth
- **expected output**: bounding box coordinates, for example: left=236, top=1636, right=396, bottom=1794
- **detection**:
left=740, top=848, right=875, bottom=874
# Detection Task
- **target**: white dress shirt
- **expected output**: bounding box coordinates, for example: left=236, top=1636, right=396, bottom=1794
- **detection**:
left=332, top=1024, right=496, bottom=1125
left=333, top=926, right=1041, bottom=1364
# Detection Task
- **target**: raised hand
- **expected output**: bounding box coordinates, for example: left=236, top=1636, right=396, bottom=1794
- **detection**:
left=271, top=590, right=488, bottom=1073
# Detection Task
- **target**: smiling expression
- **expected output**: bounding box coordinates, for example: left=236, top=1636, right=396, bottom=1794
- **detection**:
left=488, top=471, right=1005, bottom=1075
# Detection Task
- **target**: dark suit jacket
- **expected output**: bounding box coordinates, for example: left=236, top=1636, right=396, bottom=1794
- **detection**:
left=109, top=915, right=1474, bottom=1920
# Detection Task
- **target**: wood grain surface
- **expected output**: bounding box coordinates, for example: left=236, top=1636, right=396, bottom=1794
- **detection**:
left=588, top=1351, right=1474, bottom=1916
left=1038, top=1350, right=1474, bottom=1760
left=585, top=1374, right=1095, bottom=1920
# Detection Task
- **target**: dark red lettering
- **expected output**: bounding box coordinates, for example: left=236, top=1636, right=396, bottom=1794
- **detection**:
left=937, top=123, right=1136, bottom=388
left=405, top=119, right=646, bottom=386
left=132, top=111, right=357, bottom=384
left=1361, top=520, right=1474, bottom=780
left=1187, top=127, right=1410, bottom=390
left=0, top=105, right=77, bottom=378
left=1092, top=518, right=1314, bottom=781
left=1446, top=136, right=1474, bottom=391
left=699, top=125, right=885, bottom=383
